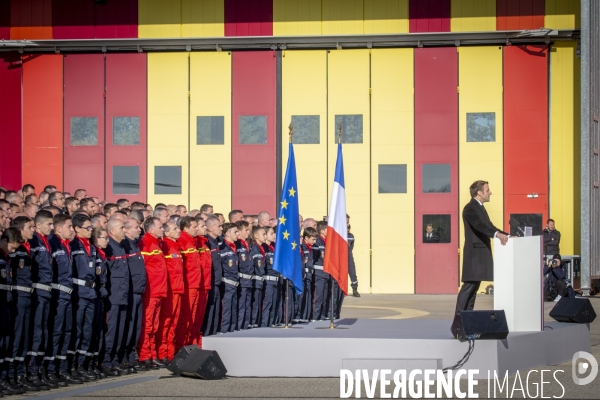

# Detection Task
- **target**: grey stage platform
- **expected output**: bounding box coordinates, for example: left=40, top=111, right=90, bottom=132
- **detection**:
left=202, top=319, right=591, bottom=378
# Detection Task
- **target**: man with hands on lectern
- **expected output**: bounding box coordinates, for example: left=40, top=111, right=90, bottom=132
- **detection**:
left=455, top=180, right=509, bottom=315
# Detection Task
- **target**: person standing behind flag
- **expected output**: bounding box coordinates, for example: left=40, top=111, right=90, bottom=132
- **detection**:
left=250, top=227, right=266, bottom=328
left=261, top=227, right=278, bottom=327
left=300, top=227, right=317, bottom=322
left=235, top=220, right=253, bottom=330
left=312, top=221, right=329, bottom=321
left=219, top=223, right=240, bottom=333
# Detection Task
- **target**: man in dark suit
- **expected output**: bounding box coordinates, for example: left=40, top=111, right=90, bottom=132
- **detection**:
left=455, top=180, right=509, bottom=314
left=423, top=224, right=440, bottom=243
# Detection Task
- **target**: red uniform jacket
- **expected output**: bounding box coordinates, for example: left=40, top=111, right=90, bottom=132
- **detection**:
left=139, top=233, right=168, bottom=298
left=160, top=237, right=184, bottom=295
left=196, top=235, right=212, bottom=291
left=177, top=231, right=202, bottom=290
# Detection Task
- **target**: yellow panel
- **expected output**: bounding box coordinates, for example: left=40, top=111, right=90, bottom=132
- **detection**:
left=189, top=52, right=231, bottom=213
left=545, top=0, right=580, bottom=29
left=281, top=50, right=328, bottom=222
left=273, top=0, right=322, bottom=36
left=550, top=42, right=580, bottom=255
left=181, top=0, right=224, bottom=37
left=451, top=0, right=496, bottom=32
left=138, top=0, right=182, bottom=38
left=364, top=0, right=409, bottom=34
left=322, top=0, right=364, bottom=35
left=371, top=49, right=414, bottom=293
left=147, top=53, right=189, bottom=206
left=458, top=46, right=503, bottom=289
left=328, top=49, right=370, bottom=292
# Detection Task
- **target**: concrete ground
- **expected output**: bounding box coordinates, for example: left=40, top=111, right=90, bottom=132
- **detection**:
left=15, top=294, right=600, bottom=399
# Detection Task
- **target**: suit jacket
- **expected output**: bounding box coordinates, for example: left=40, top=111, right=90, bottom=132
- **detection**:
left=461, top=198, right=507, bottom=282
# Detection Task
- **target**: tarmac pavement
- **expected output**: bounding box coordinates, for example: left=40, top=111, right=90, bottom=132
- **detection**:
left=13, top=293, right=600, bottom=399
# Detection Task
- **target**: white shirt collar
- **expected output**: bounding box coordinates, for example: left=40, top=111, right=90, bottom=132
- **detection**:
left=475, top=198, right=483, bottom=206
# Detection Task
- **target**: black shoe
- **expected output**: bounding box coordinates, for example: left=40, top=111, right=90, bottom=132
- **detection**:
left=135, top=360, right=152, bottom=372
left=152, top=359, right=167, bottom=368
left=159, top=357, right=169, bottom=366
left=27, top=375, right=51, bottom=391
left=16, top=376, right=41, bottom=392
left=39, top=373, right=59, bottom=389
left=73, top=368, right=96, bottom=381
left=58, top=372, right=83, bottom=385
left=352, top=289, right=361, bottom=297
left=46, top=374, right=67, bottom=388
left=89, top=367, right=106, bottom=379
left=100, top=366, right=120, bottom=377
left=0, top=379, right=24, bottom=395
left=118, top=363, right=136, bottom=374
left=113, top=365, right=131, bottom=375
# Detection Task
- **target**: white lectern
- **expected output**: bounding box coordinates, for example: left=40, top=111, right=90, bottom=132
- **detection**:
left=493, top=235, right=544, bottom=332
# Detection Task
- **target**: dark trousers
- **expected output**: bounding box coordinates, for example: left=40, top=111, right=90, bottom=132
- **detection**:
left=251, top=282, right=263, bottom=327
left=28, top=294, right=51, bottom=374
left=325, top=279, right=340, bottom=319
left=90, top=297, right=105, bottom=368
left=349, top=263, right=358, bottom=290
left=10, top=295, right=31, bottom=378
left=73, top=298, right=95, bottom=367
left=301, top=276, right=313, bottom=321
left=202, top=283, right=222, bottom=336
left=220, top=282, right=238, bottom=333
left=0, top=303, right=10, bottom=380
left=261, top=282, right=278, bottom=327
left=282, top=280, right=295, bottom=325
left=102, top=303, right=127, bottom=368
left=454, top=281, right=481, bottom=314
left=336, top=281, right=345, bottom=318
left=124, top=293, right=143, bottom=364
left=274, top=280, right=283, bottom=324
left=47, top=297, right=72, bottom=373
left=313, top=273, right=329, bottom=320
left=237, top=284, right=252, bottom=330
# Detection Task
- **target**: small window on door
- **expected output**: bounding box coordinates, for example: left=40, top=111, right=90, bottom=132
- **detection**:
left=197, top=116, right=225, bottom=145
left=70, top=117, right=98, bottom=146
left=378, top=164, right=407, bottom=193
left=335, top=114, right=363, bottom=144
left=422, top=164, right=451, bottom=193
left=112, top=166, right=140, bottom=195
left=113, top=117, right=140, bottom=146
left=239, top=116, right=267, bottom=144
left=291, top=115, right=320, bottom=144
left=154, top=166, right=182, bottom=195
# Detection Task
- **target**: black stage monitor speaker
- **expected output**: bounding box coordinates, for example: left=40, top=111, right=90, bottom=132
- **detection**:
left=550, top=297, right=596, bottom=324
left=167, top=345, right=199, bottom=375
left=179, top=349, right=227, bottom=380
left=451, top=310, right=509, bottom=342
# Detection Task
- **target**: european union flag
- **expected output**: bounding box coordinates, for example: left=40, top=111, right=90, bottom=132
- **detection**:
left=273, top=143, right=303, bottom=295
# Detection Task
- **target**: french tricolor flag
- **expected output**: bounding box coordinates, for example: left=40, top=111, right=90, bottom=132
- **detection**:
left=324, top=142, right=349, bottom=295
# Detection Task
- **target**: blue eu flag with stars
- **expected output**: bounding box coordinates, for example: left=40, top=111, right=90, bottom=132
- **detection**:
left=273, top=143, right=303, bottom=295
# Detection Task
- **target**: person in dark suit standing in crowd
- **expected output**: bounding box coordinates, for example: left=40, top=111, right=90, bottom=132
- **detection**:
left=423, top=224, right=440, bottom=243
left=543, top=219, right=560, bottom=261
left=455, top=180, right=509, bottom=314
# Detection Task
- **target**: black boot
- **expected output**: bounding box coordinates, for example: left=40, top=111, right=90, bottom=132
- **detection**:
left=15, top=376, right=41, bottom=391
left=57, top=372, right=83, bottom=385
left=27, top=375, right=51, bottom=391
left=352, top=289, right=361, bottom=297
left=0, top=379, right=24, bottom=395
left=46, top=373, right=68, bottom=388
left=152, top=358, right=167, bottom=368
left=39, top=372, right=59, bottom=389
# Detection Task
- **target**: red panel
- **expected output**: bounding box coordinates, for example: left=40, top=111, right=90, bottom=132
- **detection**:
left=52, top=0, right=95, bottom=39
left=0, top=0, right=10, bottom=40
left=63, top=54, right=105, bottom=198
left=22, top=54, right=63, bottom=192
left=231, top=51, right=277, bottom=215
left=503, top=45, right=548, bottom=231
left=10, top=0, right=52, bottom=39
left=225, top=0, right=273, bottom=36
left=105, top=53, right=147, bottom=204
left=0, top=53, right=22, bottom=190
left=497, top=0, right=544, bottom=30
left=409, top=0, right=450, bottom=33
left=414, top=47, right=458, bottom=294
left=94, top=0, right=138, bottom=39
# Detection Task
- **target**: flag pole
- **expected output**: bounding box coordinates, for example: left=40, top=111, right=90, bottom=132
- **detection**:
left=317, top=122, right=348, bottom=330
left=274, top=121, right=302, bottom=329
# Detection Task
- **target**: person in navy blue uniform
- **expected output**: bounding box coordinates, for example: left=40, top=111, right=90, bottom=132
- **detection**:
left=7, top=216, right=47, bottom=391
left=299, top=227, right=317, bottom=322
left=347, top=215, right=359, bottom=298
left=220, top=223, right=240, bottom=334
left=69, top=214, right=98, bottom=382
left=261, top=226, right=278, bottom=327
left=27, top=210, right=56, bottom=387
left=313, top=221, right=329, bottom=321
left=121, top=218, right=146, bottom=371
left=250, top=226, right=266, bottom=328
left=202, top=217, right=223, bottom=336
left=0, top=228, right=26, bottom=395
left=46, top=214, right=83, bottom=386
left=235, top=220, right=253, bottom=330
left=101, top=218, right=130, bottom=377
left=89, top=227, right=109, bottom=379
